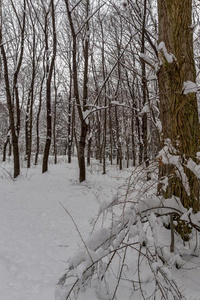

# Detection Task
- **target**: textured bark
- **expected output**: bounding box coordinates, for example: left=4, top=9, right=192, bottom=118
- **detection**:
left=157, top=0, right=200, bottom=211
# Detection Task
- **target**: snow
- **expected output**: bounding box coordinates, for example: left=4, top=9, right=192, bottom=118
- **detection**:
left=182, top=81, right=198, bottom=94
left=155, top=119, right=162, bottom=133
left=140, top=102, right=150, bottom=114
left=147, top=74, right=157, bottom=81
left=0, top=158, right=119, bottom=300
left=158, top=41, right=175, bottom=63
left=139, top=53, right=159, bottom=70
left=82, top=110, right=90, bottom=124
left=1, top=157, right=200, bottom=299
left=140, top=53, right=154, bottom=66
left=158, top=139, right=190, bottom=196
left=196, top=152, right=200, bottom=160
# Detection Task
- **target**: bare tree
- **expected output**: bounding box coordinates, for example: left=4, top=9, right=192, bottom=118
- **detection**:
left=64, top=0, right=91, bottom=182
left=0, top=0, right=26, bottom=178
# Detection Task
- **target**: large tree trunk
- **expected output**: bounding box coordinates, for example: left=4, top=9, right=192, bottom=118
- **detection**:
left=157, top=0, right=200, bottom=212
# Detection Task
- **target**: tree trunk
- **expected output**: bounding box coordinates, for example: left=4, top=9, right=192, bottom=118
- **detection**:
left=87, top=122, right=92, bottom=167
left=2, top=128, right=11, bottom=162
left=34, top=73, right=45, bottom=166
left=42, top=0, right=57, bottom=173
left=78, top=123, right=88, bottom=182
left=157, top=0, right=200, bottom=211
left=141, top=0, right=150, bottom=179
left=53, top=71, right=57, bottom=165
left=65, top=0, right=89, bottom=182
left=68, top=75, right=72, bottom=164
left=109, top=102, right=113, bottom=165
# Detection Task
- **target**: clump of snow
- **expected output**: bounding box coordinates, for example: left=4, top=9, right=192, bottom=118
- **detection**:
left=186, top=158, right=200, bottom=179
left=82, top=110, right=90, bottom=124
left=158, top=139, right=190, bottom=196
left=182, top=81, right=198, bottom=94
left=156, top=119, right=162, bottom=133
left=140, top=53, right=154, bottom=66
left=158, top=41, right=175, bottom=63
left=180, top=208, right=193, bottom=222
left=147, top=74, right=157, bottom=81
left=140, top=102, right=150, bottom=114
left=196, top=152, right=200, bottom=160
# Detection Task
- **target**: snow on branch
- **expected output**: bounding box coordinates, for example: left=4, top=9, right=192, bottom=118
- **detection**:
left=139, top=53, right=159, bottom=71
left=57, top=190, right=200, bottom=299
left=182, top=81, right=198, bottom=94
left=158, top=42, right=175, bottom=64
left=158, top=139, right=190, bottom=196
left=186, top=157, right=200, bottom=179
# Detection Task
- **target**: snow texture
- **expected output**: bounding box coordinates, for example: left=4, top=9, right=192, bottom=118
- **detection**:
left=158, top=139, right=190, bottom=195
left=1, top=158, right=200, bottom=300
left=182, top=81, right=198, bottom=94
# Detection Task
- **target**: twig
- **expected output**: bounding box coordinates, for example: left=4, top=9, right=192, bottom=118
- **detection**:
left=60, top=202, right=94, bottom=264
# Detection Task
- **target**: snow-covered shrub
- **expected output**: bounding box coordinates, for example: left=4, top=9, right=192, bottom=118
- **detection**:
left=56, top=162, right=200, bottom=300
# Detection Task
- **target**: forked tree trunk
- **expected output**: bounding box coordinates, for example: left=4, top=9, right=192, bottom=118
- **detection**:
left=65, top=0, right=90, bottom=182
left=157, top=0, right=200, bottom=211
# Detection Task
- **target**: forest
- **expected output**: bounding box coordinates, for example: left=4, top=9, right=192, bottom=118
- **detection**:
left=1, top=0, right=200, bottom=299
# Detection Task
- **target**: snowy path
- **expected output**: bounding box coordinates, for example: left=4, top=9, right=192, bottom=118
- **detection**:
left=0, top=160, right=117, bottom=300
left=1, top=160, right=200, bottom=300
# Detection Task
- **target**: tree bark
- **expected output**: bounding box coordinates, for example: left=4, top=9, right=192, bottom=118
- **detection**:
left=157, top=0, right=200, bottom=211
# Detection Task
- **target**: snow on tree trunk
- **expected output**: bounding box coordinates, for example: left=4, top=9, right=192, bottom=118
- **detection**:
left=157, top=0, right=200, bottom=213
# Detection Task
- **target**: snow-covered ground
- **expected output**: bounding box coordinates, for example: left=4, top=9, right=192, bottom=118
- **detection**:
left=0, top=158, right=121, bottom=300
left=1, top=157, right=200, bottom=300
